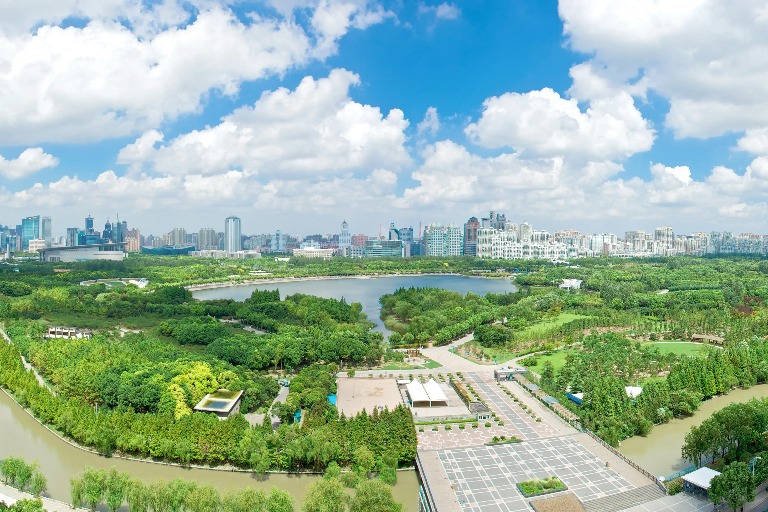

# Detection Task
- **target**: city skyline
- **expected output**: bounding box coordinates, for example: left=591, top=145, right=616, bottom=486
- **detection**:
left=1, top=2, right=768, bottom=234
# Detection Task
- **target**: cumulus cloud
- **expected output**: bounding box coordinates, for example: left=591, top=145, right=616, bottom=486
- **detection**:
left=0, top=148, right=59, bottom=179
left=416, top=107, right=440, bottom=137
left=465, top=88, right=654, bottom=161
left=560, top=0, right=768, bottom=139
left=118, top=69, right=411, bottom=178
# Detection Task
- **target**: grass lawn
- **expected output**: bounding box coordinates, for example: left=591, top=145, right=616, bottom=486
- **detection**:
left=379, top=358, right=441, bottom=370
left=642, top=341, right=709, bottom=357
left=519, top=313, right=589, bottom=336
left=521, top=349, right=580, bottom=375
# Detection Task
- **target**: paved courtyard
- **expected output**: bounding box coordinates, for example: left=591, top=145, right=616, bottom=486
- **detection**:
left=335, top=377, right=403, bottom=416
left=465, top=373, right=557, bottom=440
left=438, top=437, right=635, bottom=512
left=418, top=423, right=525, bottom=450
left=621, top=493, right=712, bottom=512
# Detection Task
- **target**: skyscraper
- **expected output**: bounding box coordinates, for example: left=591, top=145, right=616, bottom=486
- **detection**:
left=339, top=221, right=351, bottom=250
left=66, top=228, right=79, bottom=247
left=225, top=216, right=242, bottom=253
left=41, top=216, right=52, bottom=246
left=464, top=216, right=480, bottom=256
left=21, top=215, right=40, bottom=250
left=85, top=215, right=94, bottom=234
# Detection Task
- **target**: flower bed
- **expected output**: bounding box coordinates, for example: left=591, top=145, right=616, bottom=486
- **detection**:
left=516, top=476, right=566, bottom=498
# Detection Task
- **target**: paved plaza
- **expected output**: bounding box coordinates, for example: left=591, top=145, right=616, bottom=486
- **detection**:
left=335, top=377, right=403, bottom=416
left=418, top=422, right=525, bottom=450
left=438, top=437, right=635, bottom=512
left=620, top=493, right=712, bottom=512
left=465, top=373, right=558, bottom=440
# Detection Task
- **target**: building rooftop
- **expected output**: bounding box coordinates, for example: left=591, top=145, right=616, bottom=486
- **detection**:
left=193, top=389, right=243, bottom=414
left=682, top=467, right=720, bottom=490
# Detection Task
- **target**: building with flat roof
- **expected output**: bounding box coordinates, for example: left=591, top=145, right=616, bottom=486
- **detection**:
left=193, top=389, right=244, bottom=420
left=39, top=243, right=127, bottom=262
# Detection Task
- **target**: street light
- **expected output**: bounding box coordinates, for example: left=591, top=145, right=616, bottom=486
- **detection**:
left=751, top=456, right=763, bottom=478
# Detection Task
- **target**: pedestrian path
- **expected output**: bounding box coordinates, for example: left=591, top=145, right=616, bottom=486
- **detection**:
left=582, top=484, right=666, bottom=512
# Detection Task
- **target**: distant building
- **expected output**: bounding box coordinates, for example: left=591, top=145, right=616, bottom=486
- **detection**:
left=28, top=239, right=47, bottom=253
left=464, top=216, right=480, bottom=256
left=125, top=229, right=141, bottom=252
left=40, top=243, right=127, bottom=262
left=339, top=221, right=351, bottom=253
left=21, top=215, right=40, bottom=250
left=270, top=230, right=286, bottom=253
left=225, top=216, right=242, bottom=253
left=198, top=228, right=219, bottom=250
left=363, top=239, right=403, bottom=258
left=423, top=223, right=463, bottom=257
left=141, top=245, right=195, bottom=256
left=66, top=228, right=79, bottom=247
left=351, top=234, right=369, bottom=247
left=293, top=247, right=335, bottom=260
left=41, top=216, right=52, bottom=246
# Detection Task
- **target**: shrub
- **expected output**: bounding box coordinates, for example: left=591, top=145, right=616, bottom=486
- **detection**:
left=485, top=422, right=492, bottom=428
left=666, top=478, right=683, bottom=495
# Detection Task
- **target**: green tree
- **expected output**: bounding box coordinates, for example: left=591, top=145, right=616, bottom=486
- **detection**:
left=28, top=468, right=47, bottom=497
left=709, top=461, right=754, bottom=511
left=266, top=488, right=295, bottom=512
left=70, top=477, right=84, bottom=509
left=302, top=478, right=346, bottom=512
left=125, top=479, right=151, bottom=512
left=353, top=446, right=375, bottom=478
left=82, top=467, right=107, bottom=512
left=349, top=480, right=402, bottom=512
left=105, top=468, right=129, bottom=512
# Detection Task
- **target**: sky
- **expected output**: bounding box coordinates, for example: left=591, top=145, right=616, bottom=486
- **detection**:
left=2, top=0, right=768, bottom=238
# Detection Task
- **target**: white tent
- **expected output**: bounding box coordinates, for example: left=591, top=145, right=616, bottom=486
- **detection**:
left=406, top=379, right=448, bottom=407
left=423, top=379, right=448, bottom=405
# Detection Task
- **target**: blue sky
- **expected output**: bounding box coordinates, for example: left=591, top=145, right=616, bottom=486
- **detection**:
left=1, top=0, right=768, bottom=238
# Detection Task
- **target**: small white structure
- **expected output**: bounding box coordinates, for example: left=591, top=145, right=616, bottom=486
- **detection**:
left=625, top=386, right=643, bottom=399
left=559, top=279, right=582, bottom=290
left=682, top=467, right=720, bottom=494
left=193, top=389, right=244, bottom=420
left=406, top=379, right=448, bottom=408
left=292, top=247, right=335, bottom=260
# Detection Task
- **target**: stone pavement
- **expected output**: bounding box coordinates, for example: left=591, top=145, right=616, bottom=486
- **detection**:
left=0, top=482, right=85, bottom=512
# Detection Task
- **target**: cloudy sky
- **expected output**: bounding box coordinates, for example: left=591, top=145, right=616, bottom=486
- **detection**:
left=2, top=0, right=768, bottom=238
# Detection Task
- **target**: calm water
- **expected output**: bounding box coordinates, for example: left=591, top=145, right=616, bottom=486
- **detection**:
left=192, top=274, right=517, bottom=335
left=618, top=385, right=768, bottom=477
left=0, top=391, right=419, bottom=509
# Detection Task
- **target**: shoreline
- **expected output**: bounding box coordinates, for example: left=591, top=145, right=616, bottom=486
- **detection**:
left=186, top=272, right=511, bottom=292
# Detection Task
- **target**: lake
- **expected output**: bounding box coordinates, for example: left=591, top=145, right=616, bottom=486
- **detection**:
left=192, top=274, right=517, bottom=335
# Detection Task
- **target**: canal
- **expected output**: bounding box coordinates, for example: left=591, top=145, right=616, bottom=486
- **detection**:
left=618, top=384, right=768, bottom=477
left=0, top=390, right=419, bottom=509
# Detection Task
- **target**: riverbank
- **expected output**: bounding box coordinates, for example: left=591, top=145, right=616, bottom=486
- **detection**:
left=0, top=481, right=86, bottom=512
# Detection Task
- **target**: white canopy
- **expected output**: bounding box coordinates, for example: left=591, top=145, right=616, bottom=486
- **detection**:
left=406, top=379, right=448, bottom=407
left=682, top=467, right=720, bottom=490
left=423, top=379, right=448, bottom=403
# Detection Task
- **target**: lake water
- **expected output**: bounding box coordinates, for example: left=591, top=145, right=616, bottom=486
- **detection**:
left=618, top=385, right=768, bottom=477
left=192, top=274, right=517, bottom=335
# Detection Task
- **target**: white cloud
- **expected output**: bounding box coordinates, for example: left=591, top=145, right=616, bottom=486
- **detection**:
left=119, top=69, right=411, bottom=178
left=737, top=128, right=768, bottom=155
left=417, top=107, right=440, bottom=137
left=0, top=148, right=59, bottom=179
left=418, top=2, right=460, bottom=21
left=465, top=88, right=654, bottom=161
left=560, top=0, right=768, bottom=138
left=0, top=8, right=312, bottom=145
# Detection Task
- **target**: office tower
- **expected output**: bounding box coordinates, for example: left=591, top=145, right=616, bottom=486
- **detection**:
left=103, top=220, right=113, bottom=242
left=125, top=229, right=141, bottom=252
left=423, top=223, right=463, bottom=256
left=66, top=228, right=79, bottom=247
left=85, top=215, right=94, bottom=234
left=21, top=215, right=40, bottom=250
left=464, top=216, right=480, bottom=256
left=339, top=221, right=351, bottom=250
left=198, top=228, right=218, bottom=250
left=270, top=229, right=285, bottom=253
left=41, top=217, right=52, bottom=246
left=225, top=216, right=242, bottom=253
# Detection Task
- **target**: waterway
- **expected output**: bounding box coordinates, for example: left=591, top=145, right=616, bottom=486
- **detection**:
left=618, top=384, right=768, bottom=477
left=192, top=274, right=517, bottom=335
left=0, top=391, right=419, bottom=509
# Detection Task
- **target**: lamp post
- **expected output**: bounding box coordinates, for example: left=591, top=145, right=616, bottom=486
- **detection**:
left=751, top=456, right=763, bottom=478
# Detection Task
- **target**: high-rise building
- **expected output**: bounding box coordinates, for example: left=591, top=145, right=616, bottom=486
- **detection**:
left=339, top=221, right=351, bottom=250
left=21, top=215, right=40, bottom=250
left=166, top=227, right=188, bottom=246
left=423, top=223, right=463, bottom=257
left=41, top=216, right=52, bottom=246
left=464, top=216, right=480, bottom=256
left=85, top=216, right=94, bottom=234
left=270, top=229, right=285, bottom=253
left=125, top=229, right=141, bottom=252
left=66, top=228, right=79, bottom=247
left=198, top=228, right=219, bottom=250
left=225, top=216, right=242, bottom=253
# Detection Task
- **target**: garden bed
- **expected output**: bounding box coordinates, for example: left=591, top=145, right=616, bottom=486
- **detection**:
left=516, top=476, right=567, bottom=498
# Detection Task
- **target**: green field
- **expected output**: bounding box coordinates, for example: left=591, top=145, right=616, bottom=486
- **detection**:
left=520, top=349, right=580, bottom=375
left=642, top=341, right=709, bottom=357
left=379, top=358, right=441, bottom=370
left=518, top=313, right=589, bottom=335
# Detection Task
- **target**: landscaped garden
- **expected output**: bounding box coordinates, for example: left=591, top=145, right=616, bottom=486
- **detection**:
left=516, top=476, right=566, bottom=497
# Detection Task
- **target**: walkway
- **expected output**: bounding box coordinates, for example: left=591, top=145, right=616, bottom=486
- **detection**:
left=0, top=325, right=53, bottom=393
left=0, top=482, right=85, bottom=512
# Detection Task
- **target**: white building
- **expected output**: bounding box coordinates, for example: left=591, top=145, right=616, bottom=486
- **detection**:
left=28, top=238, right=47, bottom=253
left=423, top=223, right=463, bottom=256
left=292, top=247, right=335, bottom=260
left=224, top=216, right=242, bottom=253
left=39, top=243, right=127, bottom=262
